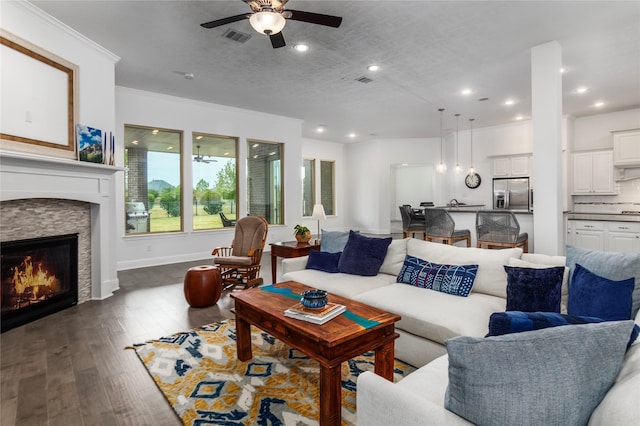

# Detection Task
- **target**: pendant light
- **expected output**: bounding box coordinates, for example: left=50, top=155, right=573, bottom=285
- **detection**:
left=454, top=113, right=461, bottom=174
left=437, top=108, right=446, bottom=173
left=468, top=118, right=475, bottom=174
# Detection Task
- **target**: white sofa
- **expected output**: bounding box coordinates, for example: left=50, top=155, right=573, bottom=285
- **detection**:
left=356, top=309, right=640, bottom=426
left=282, top=237, right=525, bottom=368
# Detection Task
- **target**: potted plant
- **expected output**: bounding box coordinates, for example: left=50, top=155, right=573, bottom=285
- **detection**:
left=294, top=224, right=312, bottom=243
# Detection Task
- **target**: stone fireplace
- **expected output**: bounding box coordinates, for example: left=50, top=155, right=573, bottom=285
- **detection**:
left=0, top=150, right=120, bottom=306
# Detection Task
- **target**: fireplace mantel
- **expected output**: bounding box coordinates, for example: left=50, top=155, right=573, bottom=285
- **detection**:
left=0, top=149, right=122, bottom=300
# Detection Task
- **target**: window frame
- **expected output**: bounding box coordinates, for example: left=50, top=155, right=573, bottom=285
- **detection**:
left=302, top=158, right=316, bottom=217
left=246, top=138, right=285, bottom=225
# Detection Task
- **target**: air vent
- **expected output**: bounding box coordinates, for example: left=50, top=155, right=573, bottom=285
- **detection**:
left=355, top=76, right=373, bottom=84
left=222, top=28, right=252, bottom=43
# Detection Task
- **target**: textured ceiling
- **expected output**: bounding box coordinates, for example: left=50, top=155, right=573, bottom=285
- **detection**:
left=30, top=0, right=640, bottom=143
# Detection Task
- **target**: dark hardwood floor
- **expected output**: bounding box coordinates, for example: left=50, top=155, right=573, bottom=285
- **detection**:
left=1, top=257, right=272, bottom=426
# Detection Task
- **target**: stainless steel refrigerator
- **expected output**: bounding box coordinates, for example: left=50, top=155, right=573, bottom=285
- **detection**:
left=492, top=177, right=531, bottom=211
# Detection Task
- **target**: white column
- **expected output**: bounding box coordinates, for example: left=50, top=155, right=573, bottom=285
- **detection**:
left=531, top=41, right=563, bottom=255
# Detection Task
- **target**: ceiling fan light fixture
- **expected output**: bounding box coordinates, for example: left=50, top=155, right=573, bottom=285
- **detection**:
left=249, top=11, right=286, bottom=35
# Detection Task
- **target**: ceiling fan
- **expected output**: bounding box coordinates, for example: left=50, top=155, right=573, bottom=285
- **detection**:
left=193, top=145, right=216, bottom=164
left=201, top=0, right=342, bottom=49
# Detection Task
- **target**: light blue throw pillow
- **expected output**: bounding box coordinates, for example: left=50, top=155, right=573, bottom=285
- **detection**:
left=566, top=245, right=640, bottom=317
left=320, top=229, right=358, bottom=253
left=445, top=321, right=635, bottom=426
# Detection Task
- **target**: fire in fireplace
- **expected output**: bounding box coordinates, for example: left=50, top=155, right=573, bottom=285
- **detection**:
left=1, top=233, right=78, bottom=332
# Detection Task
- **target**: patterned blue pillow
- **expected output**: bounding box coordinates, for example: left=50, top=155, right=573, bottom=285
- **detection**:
left=397, top=255, right=478, bottom=297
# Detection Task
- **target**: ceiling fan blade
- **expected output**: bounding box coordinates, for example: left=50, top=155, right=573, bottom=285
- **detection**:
left=201, top=14, right=250, bottom=29
left=286, top=10, right=342, bottom=27
left=270, top=32, right=286, bottom=48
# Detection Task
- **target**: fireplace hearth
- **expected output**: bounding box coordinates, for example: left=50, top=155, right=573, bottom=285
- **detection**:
left=1, top=233, right=78, bottom=332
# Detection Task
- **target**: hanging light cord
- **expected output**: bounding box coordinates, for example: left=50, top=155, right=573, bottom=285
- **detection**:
left=439, top=108, right=445, bottom=165
left=455, top=114, right=460, bottom=172
left=469, top=118, right=475, bottom=173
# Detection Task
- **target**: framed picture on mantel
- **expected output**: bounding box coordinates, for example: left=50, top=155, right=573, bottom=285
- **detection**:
left=0, top=30, right=78, bottom=159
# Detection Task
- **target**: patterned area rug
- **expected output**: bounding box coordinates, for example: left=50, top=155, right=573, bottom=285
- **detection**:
left=130, top=320, right=414, bottom=425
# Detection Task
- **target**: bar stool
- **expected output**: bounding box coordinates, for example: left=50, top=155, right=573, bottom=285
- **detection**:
left=424, top=208, right=471, bottom=247
left=399, top=205, right=426, bottom=239
left=476, top=211, right=528, bottom=252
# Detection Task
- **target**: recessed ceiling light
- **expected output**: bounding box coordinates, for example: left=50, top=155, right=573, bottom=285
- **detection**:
left=184, top=73, right=194, bottom=80
left=576, top=86, right=588, bottom=94
left=367, top=64, right=380, bottom=72
left=560, top=67, right=567, bottom=74
left=504, top=99, right=515, bottom=106
left=293, top=44, right=309, bottom=52
left=316, top=125, right=326, bottom=133
left=515, top=115, right=524, bottom=121
left=461, top=88, right=472, bottom=95
left=348, top=133, right=356, bottom=138
left=594, top=101, right=605, bottom=107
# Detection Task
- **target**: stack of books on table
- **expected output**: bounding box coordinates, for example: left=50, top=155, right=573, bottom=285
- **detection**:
left=284, top=302, right=346, bottom=325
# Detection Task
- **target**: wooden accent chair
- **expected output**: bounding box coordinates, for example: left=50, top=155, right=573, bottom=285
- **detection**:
left=424, top=208, right=471, bottom=247
left=212, top=216, right=268, bottom=289
left=399, top=205, right=426, bottom=239
left=476, top=211, right=528, bottom=252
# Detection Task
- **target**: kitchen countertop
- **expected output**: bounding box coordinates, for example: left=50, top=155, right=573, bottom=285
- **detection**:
left=567, top=212, right=640, bottom=222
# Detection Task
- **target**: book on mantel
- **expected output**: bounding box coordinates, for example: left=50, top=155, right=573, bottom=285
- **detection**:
left=284, top=302, right=346, bottom=325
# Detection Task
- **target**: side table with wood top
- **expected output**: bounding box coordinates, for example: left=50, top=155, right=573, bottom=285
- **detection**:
left=269, top=240, right=320, bottom=283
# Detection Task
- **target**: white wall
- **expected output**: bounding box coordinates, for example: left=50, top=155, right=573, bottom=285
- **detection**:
left=115, top=87, right=306, bottom=270
left=573, top=108, right=640, bottom=151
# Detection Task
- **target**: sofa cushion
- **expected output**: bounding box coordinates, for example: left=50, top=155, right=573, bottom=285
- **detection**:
left=397, top=256, right=478, bottom=297
left=504, top=265, right=564, bottom=312
left=444, top=321, right=636, bottom=426
left=338, top=231, right=392, bottom=276
left=378, top=238, right=408, bottom=276
left=566, top=245, right=640, bottom=318
left=509, top=256, right=569, bottom=313
left=354, top=284, right=505, bottom=344
left=486, top=311, right=640, bottom=348
left=406, top=238, right=521, bottom=298
left=568, top=263, right=634, bottom=321
left=282, top=269, right=396, bottom=299
left=320, top=229, right=357, bottom=253
left=305, top=250, right=341, bottom=273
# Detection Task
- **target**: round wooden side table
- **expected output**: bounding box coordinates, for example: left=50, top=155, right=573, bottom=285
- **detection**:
left=183, top=265, right=222, bottom=308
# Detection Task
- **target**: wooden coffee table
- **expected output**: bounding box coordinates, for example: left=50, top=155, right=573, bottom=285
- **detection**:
left=230, top=281, right=400, bottom=426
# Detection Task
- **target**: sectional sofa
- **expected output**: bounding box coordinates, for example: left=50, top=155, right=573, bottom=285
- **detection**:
left=281, top=235, right=640, bottom=425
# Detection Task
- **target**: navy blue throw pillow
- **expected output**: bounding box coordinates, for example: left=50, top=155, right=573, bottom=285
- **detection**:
left=486, top=311, right=639, bottom=349
left=337, top=231, right=392, bottom=276
left=568, top=263, right=634, bottom=321
left=305, top=251, right=341, bottom=273
left=504, top=265, right=565, bottom=312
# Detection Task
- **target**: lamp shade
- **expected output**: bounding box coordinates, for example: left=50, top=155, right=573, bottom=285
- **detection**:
left=311, top=204, right=326, bottom=220
left=249, top=11, right=286, bottom=35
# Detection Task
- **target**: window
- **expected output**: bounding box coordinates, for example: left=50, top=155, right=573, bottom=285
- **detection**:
left=302, top=158, right=315, bottom=217
left=192, top=133, right=238, bottom=230
left=124, top=125, right=182, bottom=234
left=247, top=140, right=284, bottom=224
left=320, top=160, right=335, bottom=215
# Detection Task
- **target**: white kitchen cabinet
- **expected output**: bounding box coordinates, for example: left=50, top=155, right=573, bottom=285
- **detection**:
left=568, top=220, right=640, bottom=253
left=492, top=155, right=530, bottom=177
left=613, top=129, right=640, bottom=167
left=572, top=151, right=616, bottom=194
left=568, top=220, right=605, bottom=251
left=608, top=222, right=640, bottom=253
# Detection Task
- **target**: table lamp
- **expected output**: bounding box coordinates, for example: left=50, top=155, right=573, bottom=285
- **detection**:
left=311, top=204, right=326, bottom=243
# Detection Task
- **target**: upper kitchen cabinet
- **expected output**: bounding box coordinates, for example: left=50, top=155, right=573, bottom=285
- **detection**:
left=572, top=150, right=617, bottom=195
left=492, top=155, right=530, bottom=177
left=613, top=129, right=640, bottom=167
